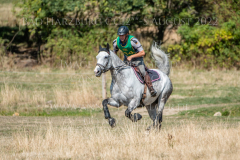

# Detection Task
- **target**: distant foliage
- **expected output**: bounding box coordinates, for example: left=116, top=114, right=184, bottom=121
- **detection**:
left=167, top=0, right=240, bottom=69
left=14, top=0, right=196, bottom=66
left=11, top=0, right=240, bottom=68
left=45, top=27, right=117, bottom=64
left=15, top=0, right=100, bottom=64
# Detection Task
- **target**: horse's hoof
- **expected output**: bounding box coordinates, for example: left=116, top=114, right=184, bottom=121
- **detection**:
left=153, top=123, right=161, bottom=131
left=146, top=126, right=152, bottom=131
left=108, top=118, right=116, bottom=128
left=145, top=129, right=150, bottom=135
left=145, top=126, right=152, bottom=135
left=132, top=113, right=142, bottom=122
left=146, top=124, right=161, bottom=132
left=157, top=123, right=162, bottom=131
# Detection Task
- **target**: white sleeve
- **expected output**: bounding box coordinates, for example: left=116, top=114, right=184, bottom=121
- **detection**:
left=131, top=38, right=143, bottom=52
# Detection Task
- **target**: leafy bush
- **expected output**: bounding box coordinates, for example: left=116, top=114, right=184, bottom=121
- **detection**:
left=167, top=0, right=240, bottom=69
left=222, top=110, right=230, bottom=116
left=45, top=27, right=118, bottom=66
left=168, top=22, right=240, bottom=68
left=13, top=0, right=145, bottom=65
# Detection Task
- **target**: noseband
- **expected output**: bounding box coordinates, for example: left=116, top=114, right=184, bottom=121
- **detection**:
left=96, top=50, right=128, bottom=73
left=96, top=57, right=111, bottom=73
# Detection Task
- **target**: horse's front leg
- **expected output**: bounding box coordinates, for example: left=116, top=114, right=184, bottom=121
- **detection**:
left=102, top=98, right=120, bottom=128
left=125, top=98, right=142, bottom=122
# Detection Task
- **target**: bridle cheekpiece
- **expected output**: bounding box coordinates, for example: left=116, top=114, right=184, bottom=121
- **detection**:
left=96, top=44, right=111, bottom=73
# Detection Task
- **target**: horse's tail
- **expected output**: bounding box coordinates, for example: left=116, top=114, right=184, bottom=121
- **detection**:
left=150, top=42, right=171, bottom=76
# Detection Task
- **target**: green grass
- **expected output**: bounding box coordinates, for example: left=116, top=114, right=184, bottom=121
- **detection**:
left=168, top=96, right=240, bottom=107
left=172, top=85, right=240, bottom=97
left=0, top=71, right=104, bottom=91
left=0, top=107, right=102, bottom=116
left=178, top=105, right=240, bottom=117
left=0, top=69, right=239, bottom=117
left=168, top=85, right=240, bottom=107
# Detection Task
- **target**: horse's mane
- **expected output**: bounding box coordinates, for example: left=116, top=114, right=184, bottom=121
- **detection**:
left=109, top=50, right=125, bottom=67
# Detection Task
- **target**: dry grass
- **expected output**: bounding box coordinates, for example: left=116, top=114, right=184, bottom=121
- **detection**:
left=0, top=121, right=239, bottom=159
left=0, top=83, right=46, bottom=106
left=170, top=68, right=240, bottom=86
left=0, top=67, right=239, bottom=159
left=0, top=4, right=19, bottom=27
left=0, top=67, right=239, bottom=109
left=0, top=82, right=100, bottom=108
left=53, top=82, right=99, bottom=106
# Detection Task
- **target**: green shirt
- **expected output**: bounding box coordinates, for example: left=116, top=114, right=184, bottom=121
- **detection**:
left=117, top=35, right=136, bottom=57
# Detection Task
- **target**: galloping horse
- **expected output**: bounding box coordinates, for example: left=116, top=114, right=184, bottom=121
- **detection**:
left=94, top=43, right=173, bottom=130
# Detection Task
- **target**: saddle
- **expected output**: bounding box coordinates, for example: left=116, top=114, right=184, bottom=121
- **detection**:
left=131, top=64, right=161, bottom=102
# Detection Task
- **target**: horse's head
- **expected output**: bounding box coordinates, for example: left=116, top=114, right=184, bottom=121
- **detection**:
left=94, top=43, right=112, bottom=77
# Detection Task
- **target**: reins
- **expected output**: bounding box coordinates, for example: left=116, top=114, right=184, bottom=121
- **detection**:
left=96, top=50, right=130, bottom=73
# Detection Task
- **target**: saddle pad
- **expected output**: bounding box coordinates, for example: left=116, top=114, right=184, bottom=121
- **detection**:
left=131, top=67, right=161, bottom=84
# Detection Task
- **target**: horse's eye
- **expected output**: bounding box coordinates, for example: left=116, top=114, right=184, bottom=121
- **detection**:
left=104, top=56, right=108, bottom=59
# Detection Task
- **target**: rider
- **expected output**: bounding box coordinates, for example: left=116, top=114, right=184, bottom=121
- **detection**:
left=112, top=26, right=157, bottom=97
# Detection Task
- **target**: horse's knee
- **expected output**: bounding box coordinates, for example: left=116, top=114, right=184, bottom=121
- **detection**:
left=108, top=98, right=120, bottom=108
left=102, top=99, right=108, bottom=106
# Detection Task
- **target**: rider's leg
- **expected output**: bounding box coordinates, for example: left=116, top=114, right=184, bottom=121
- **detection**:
left=134, top=58, right=157, bottom=97
left=144, top=71, right=157, bottom=97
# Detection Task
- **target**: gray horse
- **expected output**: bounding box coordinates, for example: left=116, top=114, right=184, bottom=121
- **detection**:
left=94, top=43, right=173, bottom=130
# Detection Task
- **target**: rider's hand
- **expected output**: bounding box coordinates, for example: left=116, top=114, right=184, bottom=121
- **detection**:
left=127, top=56, right=133, bottom=61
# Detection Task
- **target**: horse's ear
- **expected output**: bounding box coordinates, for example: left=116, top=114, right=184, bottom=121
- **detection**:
left=99, top=45, right=102, bottom=50
left=106, top=43, right=110, bottom=51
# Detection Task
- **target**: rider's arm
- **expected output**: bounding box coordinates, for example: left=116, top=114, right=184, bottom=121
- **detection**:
left=129, top=38, right=145, bottom=58
left=130, top=50, right=145, bottom=58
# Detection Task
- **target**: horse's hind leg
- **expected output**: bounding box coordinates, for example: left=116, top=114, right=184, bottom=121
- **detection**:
left=146, top=85, right=172, bottom=131
left=146, top=101, right=158, bottom=130
left=146, top=96, right=164, bottom=131
left=154, top=97, right=165, bottom=130
left=154, top=83, right=173, bottom=130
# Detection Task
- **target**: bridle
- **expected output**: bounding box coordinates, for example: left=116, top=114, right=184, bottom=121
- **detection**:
left=96, top=57, right=111, bottom=73
left=96, top=49, right=112, bottom=73
left=96, top=50, right=129, bottom=74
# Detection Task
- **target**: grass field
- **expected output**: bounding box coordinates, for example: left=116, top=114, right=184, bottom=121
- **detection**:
left=0, top=66, right=239, bottom=159
left=0, top=2, right=240, bottom=159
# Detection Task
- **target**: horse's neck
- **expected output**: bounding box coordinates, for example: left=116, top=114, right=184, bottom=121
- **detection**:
left=109, top=51, right=125, bottom=68
left=109, top=51, right=131, bottom=81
